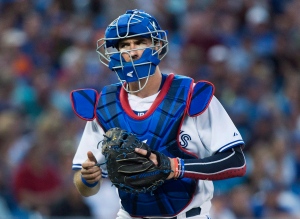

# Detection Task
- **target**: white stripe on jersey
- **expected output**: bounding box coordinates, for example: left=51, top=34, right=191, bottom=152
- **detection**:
left=185, top=165, right=246, bottom=176
left=218, top=140, right=244, bottom=152
left=185, top=148, right=237, bottom=166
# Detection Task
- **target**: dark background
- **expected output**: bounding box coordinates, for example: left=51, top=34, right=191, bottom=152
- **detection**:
left=0, top=0, right=300, bottom=218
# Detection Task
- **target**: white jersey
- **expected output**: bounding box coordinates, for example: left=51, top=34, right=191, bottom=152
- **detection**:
left=72, top=91, right=244, bottom=217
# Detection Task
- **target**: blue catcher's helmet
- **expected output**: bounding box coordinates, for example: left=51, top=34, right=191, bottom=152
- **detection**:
left=96, top=9, right=168, bottom=92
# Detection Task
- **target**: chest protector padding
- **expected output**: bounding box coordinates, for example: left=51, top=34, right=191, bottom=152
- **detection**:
left=96, top=75, right=197, bottom=217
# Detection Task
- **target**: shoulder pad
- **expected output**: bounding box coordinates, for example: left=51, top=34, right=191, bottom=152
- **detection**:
left=70, top=89, right=98, bottom=120
left=188, top=81, right=214, bottom=117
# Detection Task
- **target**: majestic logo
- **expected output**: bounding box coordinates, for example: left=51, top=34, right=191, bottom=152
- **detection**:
left=179, top=130, right=191, bottom=148
left=233, top=132, right=239, bottom=136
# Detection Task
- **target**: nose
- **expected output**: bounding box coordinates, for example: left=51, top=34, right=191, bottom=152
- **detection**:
left=120, top=42, right=141, bottom=62
left=128, top=46, right=138, bottom=60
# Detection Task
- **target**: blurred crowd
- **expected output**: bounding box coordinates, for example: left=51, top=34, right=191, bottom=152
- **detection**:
left=0, top=0, right=300, bottom=218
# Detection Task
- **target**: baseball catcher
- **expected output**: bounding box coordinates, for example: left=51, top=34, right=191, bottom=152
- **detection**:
left=101, top=127, right=172, bottom=194
left=71, top=9, right=247, bottom=219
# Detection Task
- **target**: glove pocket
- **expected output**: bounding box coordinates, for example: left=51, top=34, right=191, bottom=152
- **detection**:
left=118, top=160, right=154, bottom=173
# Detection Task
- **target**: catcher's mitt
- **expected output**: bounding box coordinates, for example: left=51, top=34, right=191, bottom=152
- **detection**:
left=101, top=127, right=172, bottom=193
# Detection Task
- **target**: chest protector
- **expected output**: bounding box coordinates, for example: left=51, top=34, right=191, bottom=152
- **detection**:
left=70, top=73, right=215, bottom=218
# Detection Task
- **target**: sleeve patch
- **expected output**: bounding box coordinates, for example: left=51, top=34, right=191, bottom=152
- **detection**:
left=188, top=81, right=214, bottom=117
left=70, top=89, right=98, bottom=120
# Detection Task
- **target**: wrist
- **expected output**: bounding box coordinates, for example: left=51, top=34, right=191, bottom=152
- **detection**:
left=81, top=175, right=98, bottom=188
left=173, top=158, right=179, bottom=179
left=171, top=157, right=185, bottom=179
left=178, top=158, right=185, bottom=178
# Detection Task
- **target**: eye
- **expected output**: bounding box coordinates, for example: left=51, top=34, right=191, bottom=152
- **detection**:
left=139, top=40, right=148, bottom=45
left=118, top=42, right=130, bottom=50
left=119, top=43, right=126, bottom=49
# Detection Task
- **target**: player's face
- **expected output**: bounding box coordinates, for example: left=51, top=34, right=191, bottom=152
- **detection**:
left=117, top=37, right=153, bottom=62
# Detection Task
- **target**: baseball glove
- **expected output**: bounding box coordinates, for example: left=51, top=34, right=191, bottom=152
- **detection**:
left=101, top=127, right=172, bottom=194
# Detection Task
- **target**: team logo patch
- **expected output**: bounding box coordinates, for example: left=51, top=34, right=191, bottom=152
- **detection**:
left=179, top=130, right=191, bottom=148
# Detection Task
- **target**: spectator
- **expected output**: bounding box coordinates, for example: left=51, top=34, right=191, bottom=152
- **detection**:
left=12, top=141, right=63, bottom=216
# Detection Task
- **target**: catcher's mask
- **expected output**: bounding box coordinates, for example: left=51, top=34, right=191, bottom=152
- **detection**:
left=96, top=9, right=168, bottom=92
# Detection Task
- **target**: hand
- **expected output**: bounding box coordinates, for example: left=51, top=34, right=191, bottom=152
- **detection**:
left=134, top=148, right=158, bottom=165
left=134, top=148, right=175, bottom=179
left=81, top=151, right=101, bottom=184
